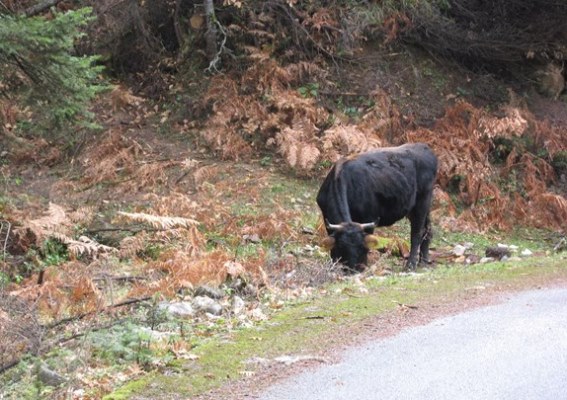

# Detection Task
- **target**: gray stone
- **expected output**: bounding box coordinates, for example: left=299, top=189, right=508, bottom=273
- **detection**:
left=194, top=285, right=225, bottom=299
left=192, top=296, right=223, bottom=315
left=243, top=234, right=261, bottom=243
left=37, top=363, right=66, bottom=387
left=228, top=278, right=258, bottom=298
left=159, top=301, right=194, bottom=317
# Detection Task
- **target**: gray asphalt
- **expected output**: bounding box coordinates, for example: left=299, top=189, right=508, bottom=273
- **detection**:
left=259, top=288, right=567, bottom=400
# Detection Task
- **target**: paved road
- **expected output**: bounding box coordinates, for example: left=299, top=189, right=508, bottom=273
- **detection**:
left=259, top=288, right=567, bottom=400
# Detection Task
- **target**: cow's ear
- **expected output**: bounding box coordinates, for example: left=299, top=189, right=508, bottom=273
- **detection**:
left=364, top=234, right=380, bottom=249
left=321, top=236, right=335, bottom=250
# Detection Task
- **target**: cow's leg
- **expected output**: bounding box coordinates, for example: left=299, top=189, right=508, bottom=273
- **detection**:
left=407, top=194, right=432, bottom=270
left=419, top=214, right=432, bottom=265
left=407, top=214, right=423, bottom=270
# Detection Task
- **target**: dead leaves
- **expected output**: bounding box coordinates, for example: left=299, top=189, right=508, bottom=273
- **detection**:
left=407, top=101, right=567, bottom=232
left=15, top=203, right=111, bottom=260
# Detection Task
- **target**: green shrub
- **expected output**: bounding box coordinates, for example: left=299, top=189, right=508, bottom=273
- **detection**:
left=0, top=8, right=106, bottom=132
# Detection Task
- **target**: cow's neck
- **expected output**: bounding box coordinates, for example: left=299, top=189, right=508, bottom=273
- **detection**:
left=332, top=174, right=352, bottom=223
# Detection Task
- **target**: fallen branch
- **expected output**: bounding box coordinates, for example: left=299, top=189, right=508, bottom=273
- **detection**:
left=24, top=0, right=63, bottom=16
left=2, top=317, right=132, bottom=374
left=44, top=296, right=151, bottom=329
left=92, top=274, right=148, bottom=283
left=392, top=300, right=418, bottom=310
left=52, top=318, right=130, bottom=346
left=0, top=359, right=21, bottom=374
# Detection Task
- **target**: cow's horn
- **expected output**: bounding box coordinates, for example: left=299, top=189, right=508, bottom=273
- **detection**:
left=327, top=223, right=344, bottom=231
left=360, top=222, right=376, bottom=230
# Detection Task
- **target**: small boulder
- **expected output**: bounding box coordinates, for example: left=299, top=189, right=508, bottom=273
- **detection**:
left=452, top=244, right=467, bottom=257
left=192, top=296, right=223, bottom=316
left=37, top=363, right=66, bottom=387
left=521, top=249, right=533, bottom=257
left=232, top=295, right=246, bottom=315
left=159, top=301, right=194, bottom=318
left=194, top=285, right=225, bottom=299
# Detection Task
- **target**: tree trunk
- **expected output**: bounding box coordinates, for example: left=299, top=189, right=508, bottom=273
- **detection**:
left=203, top=0, right=218, bottom=64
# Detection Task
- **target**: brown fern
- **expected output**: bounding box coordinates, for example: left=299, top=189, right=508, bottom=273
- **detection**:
left=115, top=211, right=199, bottom=229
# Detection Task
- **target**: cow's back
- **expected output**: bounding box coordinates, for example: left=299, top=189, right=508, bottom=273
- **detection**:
left=317, top=143, right=437, bottom=227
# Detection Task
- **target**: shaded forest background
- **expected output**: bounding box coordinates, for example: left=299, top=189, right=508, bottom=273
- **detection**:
left=1, top=0, right=567, bottom=397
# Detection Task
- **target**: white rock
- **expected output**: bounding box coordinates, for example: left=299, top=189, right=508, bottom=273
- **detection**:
left=245, top=357, right=270, bottom=365
left=274, top=355, right=327, bottom=365
left=452, top=244, right=467, bottom=256
left=249, top=307, right=267, bottom=321
left=521, top=249, right=533, bottom=256
left=138, top=327, right=176, bottom=340
left=159, top=301, right=194, bottom=317
left=232, top=296, right=246, bottom=315
left=480, top=257, right=495, bottom=263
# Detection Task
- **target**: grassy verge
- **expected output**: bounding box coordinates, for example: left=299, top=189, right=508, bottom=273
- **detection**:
left=104, top=256, right=566, bottom=399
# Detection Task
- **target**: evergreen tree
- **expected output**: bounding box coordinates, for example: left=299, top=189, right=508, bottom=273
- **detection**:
left=0, top=8, right=105, bottom=131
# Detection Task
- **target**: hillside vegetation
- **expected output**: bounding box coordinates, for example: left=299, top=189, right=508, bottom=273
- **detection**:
left=1, top=0, right=566, bottom=398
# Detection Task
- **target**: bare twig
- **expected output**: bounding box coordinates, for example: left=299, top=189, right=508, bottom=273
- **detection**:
left=44, top=296, right=151, bottom=329
left=0, top=220, right=10, bottom=261
left=0, top=1, right=13, bottom=13
left=205, top=19, right=229, bottom=73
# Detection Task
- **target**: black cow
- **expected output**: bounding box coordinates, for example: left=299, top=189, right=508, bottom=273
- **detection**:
left=316, top=143, right=438, bottom=271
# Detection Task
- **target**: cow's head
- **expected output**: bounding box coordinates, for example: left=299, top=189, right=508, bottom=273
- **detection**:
left=322, top=222, right=379, bottom=272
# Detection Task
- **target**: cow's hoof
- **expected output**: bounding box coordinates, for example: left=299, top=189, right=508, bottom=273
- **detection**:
left=418, top=258, right=432, bottom=267
left=342, top=265, right=365, bottom=275
left=404, top=262, right=417, bottom=271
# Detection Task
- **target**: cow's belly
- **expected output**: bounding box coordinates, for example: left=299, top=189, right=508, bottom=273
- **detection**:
left=350, top=195, right=413, bottom=227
